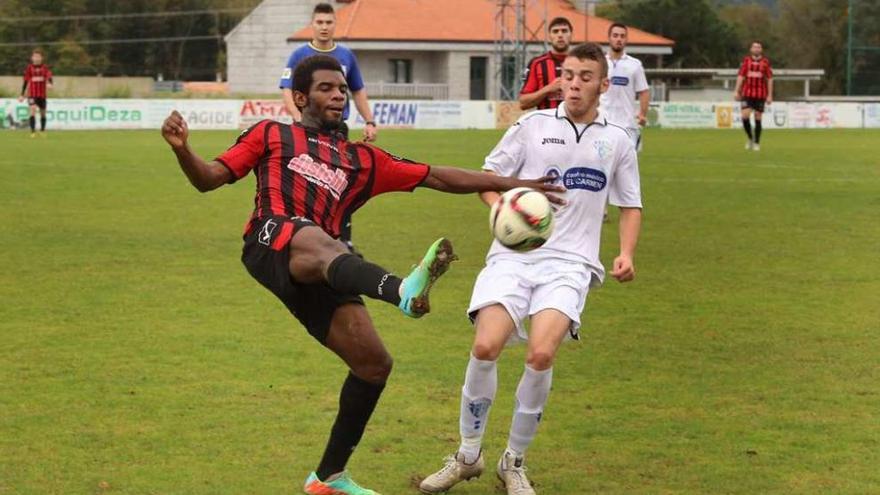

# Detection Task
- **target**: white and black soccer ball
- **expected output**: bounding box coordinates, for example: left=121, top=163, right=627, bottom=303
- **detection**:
left=489, top=187, right=554, bottom=252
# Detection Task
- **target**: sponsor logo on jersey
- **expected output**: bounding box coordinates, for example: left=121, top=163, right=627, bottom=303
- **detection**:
left=545, top=167, right=562, bottom=183
left=541, top=137, right=565, bottom=145
left=563, top=167, right=607, bottom=192
left=307, top=136, right=340, bottom=154
left=611, top=76, right=630, bottom=86
left=287, top=154, right=349, bottom=199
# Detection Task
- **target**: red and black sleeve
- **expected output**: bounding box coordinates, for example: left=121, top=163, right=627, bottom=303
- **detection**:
left=520, top=57, right=542, bottom=95
left=367, top=144, right=430, bottom=197
left=214, top=120, right=270, bottom=183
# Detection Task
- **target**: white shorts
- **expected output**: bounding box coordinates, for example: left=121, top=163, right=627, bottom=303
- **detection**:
left=467, top=257, right=593, bottom=344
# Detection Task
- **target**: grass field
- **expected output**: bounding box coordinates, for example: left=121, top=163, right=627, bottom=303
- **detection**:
left=1, top=127, right=878, bottom=495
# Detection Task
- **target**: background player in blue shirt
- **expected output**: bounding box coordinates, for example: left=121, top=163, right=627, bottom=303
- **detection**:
left=280, top=2, right=377, bottom=143
left=281, top=3, right=377, bottom=250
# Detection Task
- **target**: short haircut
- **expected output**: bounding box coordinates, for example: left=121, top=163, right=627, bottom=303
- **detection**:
left=608, top=22, right=627, bottom=36
left=313, top=3, right=334, bottom=16
left=32, top=48, right=43, bottom=55
left=548, top=17, right=572, bottom=31
left=751, top=40, right=763, bottom=47
left=292, top=54, right=344, bottom=94
left=568, top=42, right=608, bottom=77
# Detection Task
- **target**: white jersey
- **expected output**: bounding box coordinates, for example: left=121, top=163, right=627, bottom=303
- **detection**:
left=483, top=102, right=642, bottom=283
left=600, top=53, right=649, bottom=129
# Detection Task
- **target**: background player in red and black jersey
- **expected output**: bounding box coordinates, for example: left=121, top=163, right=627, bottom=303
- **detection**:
left=19, top=49, right=53, bottom=137
left=734, top=41, right=773, bottom=151
left=518, top=17, right=572, bottom=111
left=160, top=55, right=562, bottom=495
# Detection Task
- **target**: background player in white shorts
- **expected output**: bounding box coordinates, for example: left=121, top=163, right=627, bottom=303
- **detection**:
left=420, top=43, right=643, bottom=495
left=601, top=22, right=649, bottom=151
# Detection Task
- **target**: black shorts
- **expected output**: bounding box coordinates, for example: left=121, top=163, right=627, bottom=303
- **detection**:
left=28, top=98, right=47, bottom=110
left=240, top=216, right=364, bottom=343
left=741, top=98, right=765, bottom=113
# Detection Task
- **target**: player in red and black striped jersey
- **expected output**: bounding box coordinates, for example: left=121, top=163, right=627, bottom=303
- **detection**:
left=161, top=55, right=562, bottom=495
left=519, top=16, right=572, bottom=111
left=734, top=41, right=773, bottom=151
left=19, top=49, right=53, bottom=137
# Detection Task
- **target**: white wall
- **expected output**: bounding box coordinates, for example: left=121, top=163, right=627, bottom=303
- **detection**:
left=354, top=51, right=448, bottom=84
left=225, top=0, right=325, bottom=94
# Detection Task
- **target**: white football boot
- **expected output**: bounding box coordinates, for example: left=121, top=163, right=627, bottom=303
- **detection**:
left=497, top=450, right=536, bottom=495
left=419, top=451, right=484, bottom=493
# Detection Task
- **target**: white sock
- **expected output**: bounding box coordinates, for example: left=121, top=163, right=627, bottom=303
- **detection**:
left=458, top=353, right=497, bottom=464
left=507, top=365, right=553, bottom=456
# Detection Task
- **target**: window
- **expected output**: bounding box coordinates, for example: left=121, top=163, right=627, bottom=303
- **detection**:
left=389, top=59, right=413, bottom=83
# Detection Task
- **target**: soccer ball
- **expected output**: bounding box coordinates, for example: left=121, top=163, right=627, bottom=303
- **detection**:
left=489, top=187, right=554, bottom=252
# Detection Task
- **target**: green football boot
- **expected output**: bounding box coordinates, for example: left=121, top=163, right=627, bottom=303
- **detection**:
left=399, top=238, right=457, bottom=318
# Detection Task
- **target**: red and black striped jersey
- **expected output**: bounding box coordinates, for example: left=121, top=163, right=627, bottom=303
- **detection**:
left=520, top=51, right=567, bottom=110
left=216, top=120, right=430, bottom=238
left=23, top=64, right=52, bottom=99
left=738, top=56, right=773, bottom=100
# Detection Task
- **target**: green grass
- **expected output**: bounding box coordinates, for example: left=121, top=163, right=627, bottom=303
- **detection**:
left=1, top=127, right=878, bottom=494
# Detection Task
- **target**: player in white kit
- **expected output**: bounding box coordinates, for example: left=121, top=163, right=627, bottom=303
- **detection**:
left=601, top=23, right=650, bottom=151
left=420, top=43, right=643, bottom=495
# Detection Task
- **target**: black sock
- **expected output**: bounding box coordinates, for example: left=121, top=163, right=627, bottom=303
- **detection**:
left=29, top=116, right=35, bottom=132
left=327, top=253, right=401, bottom=305
left=754, top=120, right=762, bottom=143
left=40, top=116, right=46, bottom=131
left=742, top=119, right=752, bottom=140
left=316, top=373, right=386, bottom=481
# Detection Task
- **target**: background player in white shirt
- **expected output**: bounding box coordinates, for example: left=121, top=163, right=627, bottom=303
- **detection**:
left=601, top=23, right=650, bottom=151
left=420, top=43, right=642, bottom=495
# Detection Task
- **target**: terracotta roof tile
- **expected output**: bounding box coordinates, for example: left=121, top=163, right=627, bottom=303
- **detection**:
left=288, top=0, right=674, bottom=46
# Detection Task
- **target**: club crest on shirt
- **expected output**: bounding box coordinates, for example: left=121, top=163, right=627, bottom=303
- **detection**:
left=593, top=139, right=612, bottom=160
left=287, top=154, right=349, bottom=200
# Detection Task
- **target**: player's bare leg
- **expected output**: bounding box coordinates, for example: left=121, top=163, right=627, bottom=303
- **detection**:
left=741, top=107, right=754, bottom=149
left=303, top=303, right=390, bottom=495
left=497, top=309, right=569, bottom=495
left=287, top=225, right=455, bottom=318
left=420, top=305, right=515, bottom=494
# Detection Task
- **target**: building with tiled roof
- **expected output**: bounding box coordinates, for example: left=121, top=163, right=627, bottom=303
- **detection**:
left=226, top=0, right=674, bottom=99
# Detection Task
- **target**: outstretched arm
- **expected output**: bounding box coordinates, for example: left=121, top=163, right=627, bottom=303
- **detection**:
left=161, top=111, right=232, bottom=192
left=421, top=166, right=564, bottom=202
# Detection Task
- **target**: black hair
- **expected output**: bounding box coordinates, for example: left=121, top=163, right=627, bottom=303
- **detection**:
left=549, top=16, right=572, bottom=32
left=292, top=54, right=344, bottom=94
left=568, top=42, right=608, bottom=78
left=313, top=3, right=334, bottom=16
left=608, top=22, right=628, bottom=36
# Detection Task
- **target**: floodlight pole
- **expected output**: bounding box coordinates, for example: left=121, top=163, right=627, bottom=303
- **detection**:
left=846, top=0, right=852, bottom=95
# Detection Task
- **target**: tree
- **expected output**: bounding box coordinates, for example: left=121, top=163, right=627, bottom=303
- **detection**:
left=776, top=0, right=848, bottom=94
left=599, top=0, right=742, bottom=67
left=719, top=2, right=782, bottom=59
